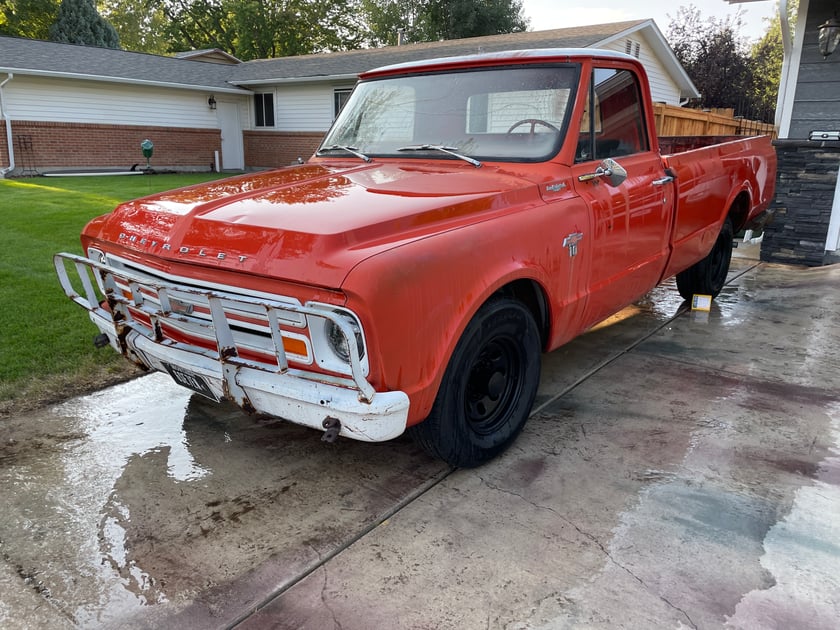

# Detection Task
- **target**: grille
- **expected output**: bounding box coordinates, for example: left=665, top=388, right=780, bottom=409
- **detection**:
left=55, top=252, right=374, bottom=400
left=103, top=257, right=312, bottom=367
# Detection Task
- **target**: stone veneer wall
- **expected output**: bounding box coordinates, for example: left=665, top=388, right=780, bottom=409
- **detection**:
left=761, top=140, right=840, bottom=266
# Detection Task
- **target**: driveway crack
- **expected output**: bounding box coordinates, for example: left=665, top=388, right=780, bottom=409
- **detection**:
left=477, top=476, right=697, bottom=630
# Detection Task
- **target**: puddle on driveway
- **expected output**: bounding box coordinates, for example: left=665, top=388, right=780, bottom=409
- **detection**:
left=1, top=376, right=206, bottom=625
left=0, top=373, right=444, bottom=628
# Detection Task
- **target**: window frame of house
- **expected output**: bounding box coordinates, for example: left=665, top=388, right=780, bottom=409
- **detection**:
left=333, top=88, right=354, bottom=119
left=254, top=92, right=275, bottom=128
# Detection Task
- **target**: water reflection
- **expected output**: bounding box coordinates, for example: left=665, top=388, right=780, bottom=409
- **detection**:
left=59, top=373, right=210, bottom=484
left=0, top=373, right=204, bottom=626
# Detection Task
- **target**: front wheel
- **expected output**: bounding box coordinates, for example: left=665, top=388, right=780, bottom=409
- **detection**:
left=676, top=217, right=734, bottom=301
left=408, top=297, right=541, bottom=468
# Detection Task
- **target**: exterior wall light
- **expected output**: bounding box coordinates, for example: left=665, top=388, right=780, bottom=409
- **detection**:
left=818, top=17, right=840, bottom=57
left=208, top=95, right=217, bottom=110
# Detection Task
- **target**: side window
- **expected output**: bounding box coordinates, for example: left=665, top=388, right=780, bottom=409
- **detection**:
left=254, top=93, right=275, bottom=127
left=576, top=68, right=649, bottom=162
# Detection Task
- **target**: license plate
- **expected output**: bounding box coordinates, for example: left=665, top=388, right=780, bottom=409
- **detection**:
left=162, top=362, right=219, bottom=401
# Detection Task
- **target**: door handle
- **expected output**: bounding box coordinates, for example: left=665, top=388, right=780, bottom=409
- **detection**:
left=653, top=175, right=674, bottom=186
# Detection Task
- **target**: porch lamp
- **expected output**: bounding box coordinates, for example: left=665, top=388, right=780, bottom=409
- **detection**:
left=818, top=17, right=840, bottom=57
left=208, top=95, right=217, bottom=110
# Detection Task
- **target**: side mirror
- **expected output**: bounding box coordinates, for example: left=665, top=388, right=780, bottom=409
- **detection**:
left=577, top=157, right=627, bottom=187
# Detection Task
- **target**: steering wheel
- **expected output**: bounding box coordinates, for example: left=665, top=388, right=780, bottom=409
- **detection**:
left=507, top=119, right=560, bottom=134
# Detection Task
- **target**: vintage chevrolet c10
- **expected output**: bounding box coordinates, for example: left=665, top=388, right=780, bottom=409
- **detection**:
left=55, top=49, right=776, bottom=467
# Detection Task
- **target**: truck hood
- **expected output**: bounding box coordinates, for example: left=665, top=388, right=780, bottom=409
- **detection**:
left=88, top=162, right=542, bottom=288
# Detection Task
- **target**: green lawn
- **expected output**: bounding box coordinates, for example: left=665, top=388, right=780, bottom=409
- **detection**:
left=0, top=173, right=230, bottom=413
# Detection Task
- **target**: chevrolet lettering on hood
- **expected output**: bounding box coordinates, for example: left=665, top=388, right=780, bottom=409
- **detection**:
left=117, top=232, right=248, bottom=263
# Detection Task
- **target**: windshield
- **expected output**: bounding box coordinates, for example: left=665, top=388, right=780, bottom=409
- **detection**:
left=319, top=64, right=579, bottom=162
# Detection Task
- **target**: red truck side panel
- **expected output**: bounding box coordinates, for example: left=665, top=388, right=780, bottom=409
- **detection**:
left=660, top=135, right=776, bottom=280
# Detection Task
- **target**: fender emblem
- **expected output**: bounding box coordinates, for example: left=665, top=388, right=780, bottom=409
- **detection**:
left=563, top=232, right=584, bottom=257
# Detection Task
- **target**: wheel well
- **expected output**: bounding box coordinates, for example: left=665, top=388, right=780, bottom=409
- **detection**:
left=728, top=191, right=751, bottom=233
left=494, top=279, right=550, bottom=349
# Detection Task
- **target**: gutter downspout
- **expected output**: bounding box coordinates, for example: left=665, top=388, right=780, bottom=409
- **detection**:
left=0, top=73, right=14, bottom=177
left=775, top=0, right=792, bottom=131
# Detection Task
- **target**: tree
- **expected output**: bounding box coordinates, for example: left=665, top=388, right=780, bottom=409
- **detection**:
left=228, top=0, right=364, bottom=59
left=6, top=0, right=528, bottom=57
left=99, top=0, right=170, bottom=55
left=749, top=1, right=798, bottom=123
left=125, top=0, right=365, bottom=60
left=667, top=3, right=795, bottom=125
left=424, top=0, right=528, bottom=40
left=361, top=0, right=528, bottom=46
left=49, top=0, right=120, bottom=47
left=667, top=6, right=752, bottom=112
left=0, top=0, right=60, bottom=39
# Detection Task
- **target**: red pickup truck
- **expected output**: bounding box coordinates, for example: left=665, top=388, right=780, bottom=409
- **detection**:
left=56, top=49, right=776, bottom=467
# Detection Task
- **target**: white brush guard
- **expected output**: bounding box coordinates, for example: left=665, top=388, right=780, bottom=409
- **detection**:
left=54, top=253, right=409, bottom=442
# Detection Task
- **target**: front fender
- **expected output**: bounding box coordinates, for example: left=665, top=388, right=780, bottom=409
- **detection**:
left=341, top=199, right=588, bottom=426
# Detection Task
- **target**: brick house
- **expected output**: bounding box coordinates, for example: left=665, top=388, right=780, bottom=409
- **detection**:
left=0, top=39, right=252, bottom=174
left=0, top=19, right=697, bottom=177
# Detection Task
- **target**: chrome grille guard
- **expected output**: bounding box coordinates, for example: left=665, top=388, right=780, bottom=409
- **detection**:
left=54, top=252, right=376, bottom=403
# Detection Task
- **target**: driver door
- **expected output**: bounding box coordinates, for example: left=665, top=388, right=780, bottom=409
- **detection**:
left=572, top=66, right=675, bottom=328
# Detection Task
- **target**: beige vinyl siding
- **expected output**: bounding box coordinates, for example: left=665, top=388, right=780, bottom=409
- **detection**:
left=275, top=83, right=333, bottom=132
left=4, top=75, right=227, bottom=128
left=271, top=82, right=356, bottom=132
left=601, top=33, right=682, bottom=105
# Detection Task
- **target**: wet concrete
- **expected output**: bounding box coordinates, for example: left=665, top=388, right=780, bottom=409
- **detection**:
left=2, top=257, right=839, bottom=629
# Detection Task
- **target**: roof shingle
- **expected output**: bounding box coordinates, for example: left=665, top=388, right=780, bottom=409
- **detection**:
left=0, top=20, right=648, bottom=90
left=234, top=21, right=649, bottom=83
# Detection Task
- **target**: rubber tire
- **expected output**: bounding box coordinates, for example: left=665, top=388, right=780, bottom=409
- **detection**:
left=408, top=297, right=541, bottom=468
left=676, top=217, right=734, bottom=301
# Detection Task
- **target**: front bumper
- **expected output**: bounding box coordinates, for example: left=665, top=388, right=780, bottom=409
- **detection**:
left=54, top=253, right=409, bottom=442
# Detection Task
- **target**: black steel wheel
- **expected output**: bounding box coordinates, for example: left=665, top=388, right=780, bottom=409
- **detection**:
left=408, top=297, right=541, bottom=468
left=676, top=217, right=734, bottom=301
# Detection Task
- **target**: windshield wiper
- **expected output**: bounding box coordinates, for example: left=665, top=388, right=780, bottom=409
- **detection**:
left=317, top=144, right=372, bottom=162
left=397, top=144, right=482, bottom=168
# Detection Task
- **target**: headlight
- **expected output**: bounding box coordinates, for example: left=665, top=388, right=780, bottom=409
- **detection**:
left=307, top=305, right=369, bottom=376
left=325, top=313, right=365, bottom=362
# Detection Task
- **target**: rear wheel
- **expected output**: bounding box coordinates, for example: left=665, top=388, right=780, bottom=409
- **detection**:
left=676, top=217, right=734, bottom=301
left=408, top=297, right=541, bottom=468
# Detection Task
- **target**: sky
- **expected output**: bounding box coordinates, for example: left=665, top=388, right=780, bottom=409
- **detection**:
left=519, top=0, right=778, bottom=42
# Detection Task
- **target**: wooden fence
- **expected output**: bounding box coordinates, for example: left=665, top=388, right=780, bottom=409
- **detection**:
left=653, top=103, right=777, bottom=138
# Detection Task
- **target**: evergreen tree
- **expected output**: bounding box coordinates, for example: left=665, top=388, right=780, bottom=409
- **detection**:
left=49, top=0, right=120, bottom=48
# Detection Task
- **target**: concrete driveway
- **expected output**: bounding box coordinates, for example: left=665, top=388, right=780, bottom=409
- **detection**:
left=2, top=254, right=839, bottom=629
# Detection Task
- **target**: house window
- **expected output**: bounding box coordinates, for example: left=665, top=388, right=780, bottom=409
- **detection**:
left=255, top=93, right=275, bottom=127
left=334, top=88, right=353, bottom=118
